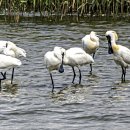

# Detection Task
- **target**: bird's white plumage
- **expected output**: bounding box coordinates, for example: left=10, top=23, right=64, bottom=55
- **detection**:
left=44, top=46, right=65, bottom=92
left=0, top=40, right=26, bottom=84
left=0, top=54, right=21, bottom=70
left=44, top=46, right=94, bottom=91
left=3, top=44, right=26, bottom=58
left=44, top=46, right=94, bottom=68
left=44, top=46, right=65, bottom=71
left=105, top=30, right=130, bottom=67
left=63, top=47, right=94, bottom=84
left=82, top=31, right=99, bottom=55
left=0, top=41, right=15, bottom=52
left=63, top=47, right=94, bottom=66
left=106, top=30, right=130, bottom=82
left=0, top=41, right=26, bottom=58
left=105, top=30, right=118, bottom=41
left=116, top=45, right=130, bottom=66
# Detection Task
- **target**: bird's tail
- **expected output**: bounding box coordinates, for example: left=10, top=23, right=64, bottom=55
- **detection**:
left=16, top=47, right=26, bottom=57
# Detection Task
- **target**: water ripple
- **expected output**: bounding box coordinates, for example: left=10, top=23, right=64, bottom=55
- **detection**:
left=0, top=20, right=130, bottom=130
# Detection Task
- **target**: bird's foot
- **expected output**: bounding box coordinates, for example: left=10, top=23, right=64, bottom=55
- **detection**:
left=72, top=81, right=74, bottom=84
left=1, top=72, right=6, bottom=80
left=89, top=71, right=92, bottom=75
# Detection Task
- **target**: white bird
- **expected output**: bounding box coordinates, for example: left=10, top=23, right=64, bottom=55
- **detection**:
left=44, top=46, right=94, bottom=92
left=106, top=30, right=130, bottom=82
left=0, top=41, right=26, bottom=84
left=2, top=41, right=26, bottom=58
left=82, top=31, right=99, bottom=74
left=0, top=54, right=22, bottom=89
left=44, top=46, right=65, bottom=92
left=63, top=47, right=94, bottom=84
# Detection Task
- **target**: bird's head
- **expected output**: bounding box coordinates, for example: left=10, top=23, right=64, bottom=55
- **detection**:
left=90, top=31, right=100, bottom=42
left=54, top=46, right=66, bottom=73
left=105, top=30, right=118, bottom=41
left=105, top=30, right=118, bottom=54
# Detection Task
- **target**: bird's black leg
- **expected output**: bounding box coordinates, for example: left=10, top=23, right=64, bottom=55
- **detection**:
left=1, top=72, right=6, bottom=80
left=121, top=66, right=124, bottom=82
left=0, top=72, right=6, bottom=91
left=93, top=52, right=95, bottom=59
left=49, top=72, right=54, bottom=93
left=4, top=72, right=6, bottom=79
left=89, top=53, right=95, bottom=75
left=0, top=80, right=1, bottom=91
left=72, top=67, right=76, bottom=84
left=11, top=68, right=14, bottom=84
left=90, top=64, right=92, bottom=75
left=123, top=67, right=126, bottom=82
left=77, top=67, right=82, bottom=84
left=121, top=67, right=126, bottom=83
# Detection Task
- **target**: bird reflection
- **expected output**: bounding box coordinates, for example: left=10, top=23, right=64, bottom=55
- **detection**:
left=51, top=84, right=90, bottom=104
left=1, top=81, right=19, bottom=95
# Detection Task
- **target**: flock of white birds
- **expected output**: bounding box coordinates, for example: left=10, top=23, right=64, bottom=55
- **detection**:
left=1, top=30, right=130, bottom=93
left=44, top=30, right=130, bottom=92
left=0, top=41, right=26, bottom=89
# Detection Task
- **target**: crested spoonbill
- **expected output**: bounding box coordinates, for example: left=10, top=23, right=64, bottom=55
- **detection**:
left=82, top=31, right=99, bottom=74
left=0, top=54, right=22, bottom=89
left=44, top=46, right=65, bottom=92
left=106, top=30, right=130, bottom=82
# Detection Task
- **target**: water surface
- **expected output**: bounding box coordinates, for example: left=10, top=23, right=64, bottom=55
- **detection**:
left=0, top=20, right=130, bottom=130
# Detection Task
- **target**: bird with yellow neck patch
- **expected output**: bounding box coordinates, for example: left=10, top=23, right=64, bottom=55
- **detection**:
left=82, top=31, right=99, bottom=74
left=105, top=30, right=130, bottom=82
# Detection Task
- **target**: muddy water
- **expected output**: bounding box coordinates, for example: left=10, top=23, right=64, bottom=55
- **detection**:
left=0, top=20, right=130, bottom=130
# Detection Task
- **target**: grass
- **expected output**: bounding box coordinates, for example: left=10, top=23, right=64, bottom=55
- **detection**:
left=0, top=0, right=130, bottom=22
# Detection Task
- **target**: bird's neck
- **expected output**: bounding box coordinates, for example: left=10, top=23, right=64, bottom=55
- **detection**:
left=111, top=42, right=119, bottom=52
left=92, top=37, right=99, bottom=44
left=63, top=58, right=67, bottom=65
left=90, top=35, right=99, bottom=42
left=63, top=55, right=69, bottom=65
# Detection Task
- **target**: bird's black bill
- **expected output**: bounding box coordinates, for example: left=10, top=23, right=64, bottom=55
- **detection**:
left=58, top=52, right=64, bottom=73
left=108, top=42, right=113, bottom=54
left=106, top=35, right=113, bottom=54
left=59, top=64, right=64, bottom=73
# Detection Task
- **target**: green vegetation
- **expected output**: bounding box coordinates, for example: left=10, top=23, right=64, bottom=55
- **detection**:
left=0, top=0, right=130, bottom=22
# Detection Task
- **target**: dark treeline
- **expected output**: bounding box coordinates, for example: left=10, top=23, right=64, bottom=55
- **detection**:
left=0, top=0, right=130, bottom=22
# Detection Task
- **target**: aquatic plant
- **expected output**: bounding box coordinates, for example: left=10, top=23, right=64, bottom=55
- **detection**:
left=0, top=0, right=130, bottom=22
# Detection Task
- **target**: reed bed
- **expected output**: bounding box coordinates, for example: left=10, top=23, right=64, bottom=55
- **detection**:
left=0, top=0, right=130, bottom=22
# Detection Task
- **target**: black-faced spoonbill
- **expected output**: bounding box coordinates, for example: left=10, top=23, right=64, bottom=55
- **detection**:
left=106, top=30, right=130, bottom=82
left=63, top=47, right=94, bottom=84
left=2, top=41, right=26, bottom=84
left=0, top=54, right=22, bottom=89
left=82, top=31, right=99, bottom=74
left=44, top=46, right=65, bottom=92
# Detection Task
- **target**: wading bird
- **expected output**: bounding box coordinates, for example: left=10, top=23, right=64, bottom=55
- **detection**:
left=82, top=31, right=99, bottom=74
left=1, top=41, right=26, bottom=84
left=106, top=30, right=130, bottom=82
left=44, top=47, right=94, bottom=92
left=44, top=47, right=65, bottom=92
left=63, top=47, right=94, bottom=84
left=0, top=54, right=22, bottom=90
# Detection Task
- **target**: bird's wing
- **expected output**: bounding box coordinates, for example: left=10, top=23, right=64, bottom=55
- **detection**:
left=119, top=45, right=130, bottom=64
left=0, top=55, right=21, bottom=69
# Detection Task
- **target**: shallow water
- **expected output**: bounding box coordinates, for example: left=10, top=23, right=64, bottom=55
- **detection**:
left=0, top=20, right=130, bottom=130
